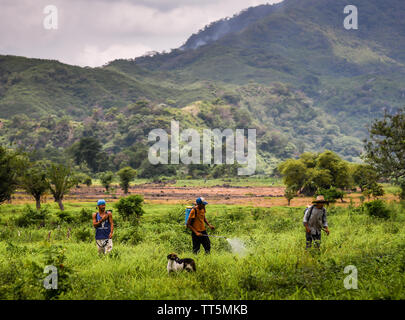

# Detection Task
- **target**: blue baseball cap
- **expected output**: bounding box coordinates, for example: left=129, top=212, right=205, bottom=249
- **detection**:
left=196, top=197, right=208, bottom=205
left=97, top=199, right=106, bottom=206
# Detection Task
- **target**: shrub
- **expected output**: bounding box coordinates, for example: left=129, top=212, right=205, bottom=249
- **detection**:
left=114, top=195, right=144, bottom=225
left=316, top=187, right=344, bottom=203
left=15, top=205, right=49, bottom=227
left=75, top=227, right=92, bottom=242
left=364, top=200, right=391, bottom=219
left=117, top=227, right=142, bottom=245
left=78, top=208, right=93, bottom=224
left=56, top=211, right=75, bottom=224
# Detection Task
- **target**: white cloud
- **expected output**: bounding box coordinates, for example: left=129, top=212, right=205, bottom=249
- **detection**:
left=0, top=0, right=283, bottom=67
left=76, top=43, right=153, bottom=67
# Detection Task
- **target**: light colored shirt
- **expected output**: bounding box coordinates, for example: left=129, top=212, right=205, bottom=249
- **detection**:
left=303, top=206, right=328, bottom=235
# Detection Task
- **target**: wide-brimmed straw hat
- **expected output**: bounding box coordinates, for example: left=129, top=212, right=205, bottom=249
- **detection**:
left=312, top=195, right=328, bottom=204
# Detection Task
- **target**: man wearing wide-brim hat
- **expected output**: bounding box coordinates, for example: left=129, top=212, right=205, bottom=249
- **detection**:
left=303, top=195, right=330, bottom=249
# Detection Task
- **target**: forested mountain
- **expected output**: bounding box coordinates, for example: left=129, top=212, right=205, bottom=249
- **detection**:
left=1, top=0, right=404, bottom=175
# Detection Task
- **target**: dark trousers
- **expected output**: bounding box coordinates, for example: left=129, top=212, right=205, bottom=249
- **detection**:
left=306, top=232, right=321, bottom=249
left=192, top=230, right=211, bottom=254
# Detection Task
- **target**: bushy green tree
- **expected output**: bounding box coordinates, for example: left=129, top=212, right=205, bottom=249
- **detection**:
left=284, top=187, right=296, bottom=206
left=0, top=146, right=25, bottom=204
left=71, top=137, right=102, bottom=172
left=364, top=110, right=405, bottom=199
left=100, top=171, right=114, bottom=192
left=114, top=194, right=145, bottom=225
left=20, top=163, right=49, bottom=209
left=279, top=150, right=351, bottom=196
left=46, top=163, right=78, bottom=211
left=352, top=164, right=379, bottom=192
left=117, top=166, right=137, bottom=194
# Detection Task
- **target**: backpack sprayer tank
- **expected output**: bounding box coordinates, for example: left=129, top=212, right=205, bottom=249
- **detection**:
left=185, top=206, right=193, bottom=226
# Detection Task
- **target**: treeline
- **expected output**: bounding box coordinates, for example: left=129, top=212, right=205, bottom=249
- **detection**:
left=279, top=110, right=405, bottom=204
left=0, top=148, right=137, bottom=211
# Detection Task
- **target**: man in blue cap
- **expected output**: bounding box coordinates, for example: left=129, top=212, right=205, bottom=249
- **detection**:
left=92, top=199, right=114, bottom=254
left=186, top=197, right=215, bottom=254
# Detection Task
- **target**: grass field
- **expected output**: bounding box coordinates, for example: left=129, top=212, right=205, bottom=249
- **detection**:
left=91, top=177, right=284, bottom=188
left=0, top=200, right=404, bottom=300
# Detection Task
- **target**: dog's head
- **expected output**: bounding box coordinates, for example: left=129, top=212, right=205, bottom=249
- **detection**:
left=167, top=253, right=178, bottom=261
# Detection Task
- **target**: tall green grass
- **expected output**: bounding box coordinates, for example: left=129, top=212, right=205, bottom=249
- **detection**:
left=0, top=201, right=404, bottom=299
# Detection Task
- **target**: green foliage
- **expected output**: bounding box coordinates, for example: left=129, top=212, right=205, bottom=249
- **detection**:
left=114, top=195, right=145, bottom=225
left=46, top=163, right=78, bottom=210
left=78, top=208, right=93, bottom=223
left=20, top=162, right=49, bottom=209
left=364, top=110, right=405, bottom=199
left=352, top=164, right=379, bottom=192
left=36, top=245, right=74, bottom=300
left=70, top=137, right=102, bottom=172
left=83, top=176, right=92, bottom=187
left=56, top=211, right=75, bottom=224
left=117, top=227, right=143, bottom=245
left=15, top=205, right=49, bottom=227
left=0, top=201, right=405, bottom=299
left=279, top=151, right=352, bottom=196
left=284, top=187, right=296, bottom=206
left=364, top=200, right=391, bottom=219
left=117, top=166, right=137, bottom=194
left=0, top=146, right=25, bottom=204
left=363, top=182, right=385, bottom=200
left=99, top=171, right=114, bottom=191
left=316, top=187, right=344, bottom=203
left=75, top=227, right=92, bottom=242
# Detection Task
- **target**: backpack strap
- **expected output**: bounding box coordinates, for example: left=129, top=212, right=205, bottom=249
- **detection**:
left=307, top=205, right=315, bottom=221
left=307, top=206, right=326, bottom=221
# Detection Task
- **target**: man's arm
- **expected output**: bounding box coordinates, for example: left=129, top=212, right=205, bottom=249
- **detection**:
left=322, top=210, right=330, bottom=235
left=204, top=216, right=214, bottom=229
left=92, top=212, right=107, bottom=228
left=108, top=212, right=114, bottom=238
left=303, top=207, right=311, bottom=233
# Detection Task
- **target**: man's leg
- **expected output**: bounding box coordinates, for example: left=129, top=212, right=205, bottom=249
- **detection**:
left=201, top=230, right=211, bottom=254
left=305, top=232, right=313, bottom=249
left=96, top=240, right=105, bottom=254
left=105, top=239, right=113, bottom=254
left=192, top=232, right=200, bottom=254
left=313, top=233, right=321, bottom=249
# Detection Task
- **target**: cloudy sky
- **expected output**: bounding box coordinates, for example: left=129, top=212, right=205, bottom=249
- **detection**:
left=0, top=0, right=282, bottom=67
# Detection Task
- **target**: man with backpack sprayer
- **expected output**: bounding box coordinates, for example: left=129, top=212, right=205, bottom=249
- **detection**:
left=186, top=197, right=215, bottom=254
left=303, top=195, right=330, bottom=249
left=92, top=199, right=114, bottom=254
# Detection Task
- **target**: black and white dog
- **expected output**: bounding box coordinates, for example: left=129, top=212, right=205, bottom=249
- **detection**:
left=167, top=253, right=196, bottom=274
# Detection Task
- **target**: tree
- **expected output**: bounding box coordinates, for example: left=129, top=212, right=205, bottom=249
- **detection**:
left=117, top=166, right=137, bottom=194
left=20, top=163, right=49, bottom=209
left=46, top=163, right=78, bottom=210
left=278, top=150, right=351, bottom=196
left=364, top=110, right=405, bottom=199
left=284, top=187, right=296, bottom=206
left=316, top=150, right=351, bottom=189
left=114, top=194, right=144, bottom=225
left=0, top=146, right=24, bottom=204
left=363, top=182, right=385, bottom=200
left=278, top=159, right=307, bottom=193
left=71, top=137, right=102, bottom=172
left=352, top=164, right=379, bottom=192
left=100, top=171, right=114, bottom=192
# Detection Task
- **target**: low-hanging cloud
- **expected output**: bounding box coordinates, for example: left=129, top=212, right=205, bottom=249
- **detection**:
left=0, top=0, right=282, bottom=67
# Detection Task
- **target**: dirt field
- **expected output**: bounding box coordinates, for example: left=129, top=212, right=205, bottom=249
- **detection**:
left=10, top=184, right=398, bottom=207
